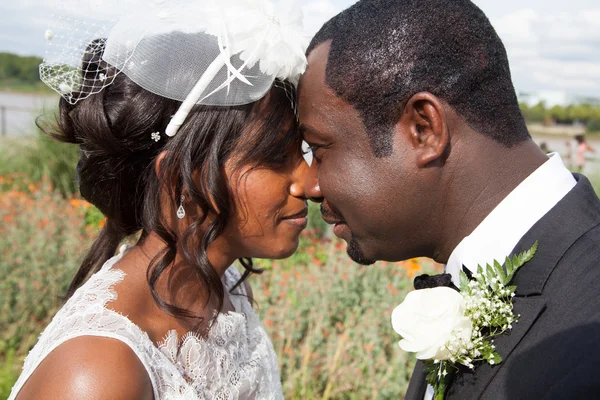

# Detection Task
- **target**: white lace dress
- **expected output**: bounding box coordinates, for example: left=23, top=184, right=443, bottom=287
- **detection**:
left=9, top=246, right=284, bottom=400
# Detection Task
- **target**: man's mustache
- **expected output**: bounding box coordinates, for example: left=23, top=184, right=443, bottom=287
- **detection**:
left=320, top=203, right=345, bottom=222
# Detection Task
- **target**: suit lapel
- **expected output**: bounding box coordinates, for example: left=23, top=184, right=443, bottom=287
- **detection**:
left=405, top=361, right=427, bottom=400
left=448, top=174, right=600, bottom=398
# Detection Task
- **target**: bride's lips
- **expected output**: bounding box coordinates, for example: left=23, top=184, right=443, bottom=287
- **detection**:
left=281, top=208, right=308, bottom=228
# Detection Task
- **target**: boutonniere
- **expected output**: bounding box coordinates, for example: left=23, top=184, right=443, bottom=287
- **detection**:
left=391, top=242, right=538, bottom=400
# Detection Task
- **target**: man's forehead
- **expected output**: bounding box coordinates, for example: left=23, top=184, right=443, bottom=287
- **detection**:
left=298, top=41, right=331, bottom=100
left=299, top=41, right=365, bottom=139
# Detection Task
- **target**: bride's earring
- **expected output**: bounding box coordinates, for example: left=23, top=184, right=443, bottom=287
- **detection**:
left=177, top=195, right=186, bottom=219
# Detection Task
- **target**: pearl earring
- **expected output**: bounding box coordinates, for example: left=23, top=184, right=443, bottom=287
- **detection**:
left=176, top=195, right=185, bottom=219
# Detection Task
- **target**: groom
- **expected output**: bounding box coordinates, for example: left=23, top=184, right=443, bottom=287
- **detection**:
left=298, top=0, right=600, bottom=398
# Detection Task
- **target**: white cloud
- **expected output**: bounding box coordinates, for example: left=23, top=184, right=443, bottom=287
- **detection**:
left=302, top=0, right=338, bottom=35
left=494, top=8, right=539, bottom=41
left=491, top=7, right=600, bottom=94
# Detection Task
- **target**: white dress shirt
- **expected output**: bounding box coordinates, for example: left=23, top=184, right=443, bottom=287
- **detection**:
left=424, top=153, right=575, bottom=400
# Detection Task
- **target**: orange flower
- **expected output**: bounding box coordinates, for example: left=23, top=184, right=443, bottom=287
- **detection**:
left=69, top=199, right=84, bottom=207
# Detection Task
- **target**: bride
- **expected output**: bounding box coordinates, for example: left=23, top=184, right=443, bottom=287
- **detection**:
left=9, top=1, right=309, bottom=399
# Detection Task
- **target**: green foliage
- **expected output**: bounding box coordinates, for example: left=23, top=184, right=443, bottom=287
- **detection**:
left=587, top=171, right=600, bottom=198
left=84, top=205, right=105, bottom=229
left=520, top=102, right=548, bottom=123
left=0, top=184, right=93, bottom=398
left=0, top=53, right=53, bottom=94
left=307, top=200, right=328, bottom=237
left=423, top=361, right=455, bottom=400
left=252, top=246, right=440, bottom=399
left=587, top=119, right=600, bottom=134
left=502, top=241, right=538, bottom=284
left=0, top=53, right=41, bottom=84
left=0, top=350, right=19, bottom=400
left=520, top=102, right=600, bottom=131
left=0, top=130, right=79, bottom=197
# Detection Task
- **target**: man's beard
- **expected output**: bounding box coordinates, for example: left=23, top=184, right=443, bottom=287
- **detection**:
left=347, top=235, right=376, bottom=265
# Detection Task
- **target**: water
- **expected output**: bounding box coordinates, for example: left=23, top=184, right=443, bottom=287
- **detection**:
left=0, top=91, right=58, bottom=137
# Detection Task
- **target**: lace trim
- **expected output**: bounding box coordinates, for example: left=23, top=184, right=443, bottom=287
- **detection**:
left=9, top=248, right=283, bottom=400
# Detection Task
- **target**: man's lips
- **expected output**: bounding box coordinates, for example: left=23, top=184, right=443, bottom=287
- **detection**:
left=321, top=216, right=345, bottom=226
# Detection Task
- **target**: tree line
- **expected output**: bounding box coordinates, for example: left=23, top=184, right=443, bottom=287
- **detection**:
left=0, top=53, right=43, bottom=84
left=519, top=102, right=600, bottom=133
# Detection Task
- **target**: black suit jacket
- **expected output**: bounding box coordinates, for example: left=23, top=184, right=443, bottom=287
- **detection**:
left=405, top=174, right=600, bottom=400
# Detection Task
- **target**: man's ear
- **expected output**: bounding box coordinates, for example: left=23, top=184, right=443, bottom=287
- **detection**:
left=399, top=92, right=449, bottom=167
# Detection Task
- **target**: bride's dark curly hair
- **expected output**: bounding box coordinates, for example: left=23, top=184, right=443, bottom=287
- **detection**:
left=42, top=40, right=300, bottom=322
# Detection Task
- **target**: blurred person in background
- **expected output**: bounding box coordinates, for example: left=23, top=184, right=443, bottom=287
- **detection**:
left=575, top=134, right=595, bottom=173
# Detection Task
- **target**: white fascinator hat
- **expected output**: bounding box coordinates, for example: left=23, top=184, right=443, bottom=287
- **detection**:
left=39, top=0, right=309, bottom=137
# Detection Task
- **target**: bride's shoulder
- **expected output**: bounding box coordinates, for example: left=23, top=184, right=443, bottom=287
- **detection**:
left=15, top=336, right=153, bottom=400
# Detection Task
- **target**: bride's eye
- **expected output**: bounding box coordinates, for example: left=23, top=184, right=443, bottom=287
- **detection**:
left=269, top=151, right=290, bottom=167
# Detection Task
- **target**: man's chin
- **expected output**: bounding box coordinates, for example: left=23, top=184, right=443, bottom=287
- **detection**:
left=346, top=237, right=376, bottom=265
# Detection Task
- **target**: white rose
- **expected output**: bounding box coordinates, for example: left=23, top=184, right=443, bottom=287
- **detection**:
left=391, top=287, right=473, bottom=360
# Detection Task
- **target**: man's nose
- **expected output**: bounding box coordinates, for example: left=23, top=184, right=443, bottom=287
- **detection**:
left=305, top=161, right=323, bottom=202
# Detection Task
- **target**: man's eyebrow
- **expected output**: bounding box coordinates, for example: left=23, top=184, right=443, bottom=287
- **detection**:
left=299, top=124, right=325, bottom=138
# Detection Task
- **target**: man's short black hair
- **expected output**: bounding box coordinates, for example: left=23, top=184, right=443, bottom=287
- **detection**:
left=308, top=0, right=530, bottom=156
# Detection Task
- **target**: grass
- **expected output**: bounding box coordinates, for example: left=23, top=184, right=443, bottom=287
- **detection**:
left=0, top=131, right=79, bottom=197
left=0, top=79, right=55, bottom=95
left=252, top=241, right=436, bottom=398
left=0, top=179, right=95, bottom=399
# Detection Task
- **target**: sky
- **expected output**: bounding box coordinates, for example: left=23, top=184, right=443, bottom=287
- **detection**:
left=1, top=0, right=599, bottom=96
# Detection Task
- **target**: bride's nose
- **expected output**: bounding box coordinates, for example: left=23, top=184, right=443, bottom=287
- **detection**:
left=289, top=159, right=308, bottom=199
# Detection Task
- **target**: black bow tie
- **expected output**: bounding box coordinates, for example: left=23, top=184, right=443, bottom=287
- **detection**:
left=413, top=272, right=458, bottom=291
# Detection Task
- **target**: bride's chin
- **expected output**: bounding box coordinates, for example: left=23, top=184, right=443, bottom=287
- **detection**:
left=263, top=237, right=301, bottom=260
